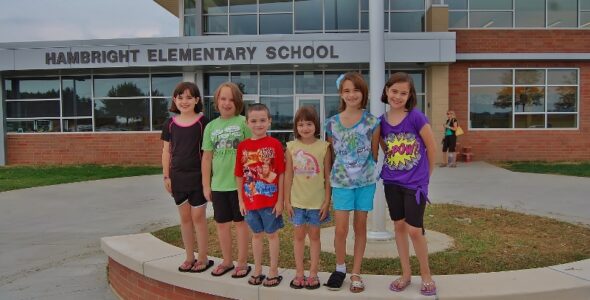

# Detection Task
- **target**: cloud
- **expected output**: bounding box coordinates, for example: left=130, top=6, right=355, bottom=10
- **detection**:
left=0, top=0, right=178, bottom=43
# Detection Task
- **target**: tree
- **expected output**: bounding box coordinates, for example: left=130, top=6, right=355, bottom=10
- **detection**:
left=96, top=82, right=147, bottom=129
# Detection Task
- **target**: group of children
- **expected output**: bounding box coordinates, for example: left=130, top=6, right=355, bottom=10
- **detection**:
left=161, top=72, right=437, bottom=296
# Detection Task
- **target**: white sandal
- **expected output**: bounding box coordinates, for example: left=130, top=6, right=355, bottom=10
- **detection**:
left=349, top=273, right=365, bottom=293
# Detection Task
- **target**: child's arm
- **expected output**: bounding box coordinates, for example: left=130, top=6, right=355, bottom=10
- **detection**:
left=371, top=125, right=381, bottom=163
left=162, top=141, right=172, bottom=194
left=201, top=151, right=213, bottom=202
left=273, top=173, right=284, bottom=217
left=320, top=146, right=332, bottom=221
left=235, top=176, right=247, bottom=216
left=419, top=124, right=437, bottom=177
left=283, top=149, right=294, bottom=218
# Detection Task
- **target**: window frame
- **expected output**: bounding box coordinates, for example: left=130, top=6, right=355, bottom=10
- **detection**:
left=468, top=67, right=580, bottom=131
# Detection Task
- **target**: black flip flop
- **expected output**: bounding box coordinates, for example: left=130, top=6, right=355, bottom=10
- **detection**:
left=248, top=274, right=266, bottom=286
left=189, top=259, right=214, bottom=273
left=231, top=265, right=252, bottom=278
left=178, top=259, right=196, bottom=272
left=263, top=275, right=283, bottom=288
left=211, top=264, right=235, bottom=277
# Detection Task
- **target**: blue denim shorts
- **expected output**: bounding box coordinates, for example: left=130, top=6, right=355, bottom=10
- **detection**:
left=332, top=183, right=376, bottom=211
left=245, top=207, right=284, bottom=234
left=291, top=207, right=331, bottom=227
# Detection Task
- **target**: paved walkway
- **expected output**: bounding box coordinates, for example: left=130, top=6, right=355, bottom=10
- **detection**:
left=0, top=162, right=588, bottom=299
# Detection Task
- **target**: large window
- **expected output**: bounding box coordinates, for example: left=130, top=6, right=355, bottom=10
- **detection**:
left=203, top=69, right=425, bottom=143
left=4, top=74, right=183, bottom=133
left=469, top=68, right=578, bottom=129
left=449, top=0, right=589, bottom=28
left=198, top=0, right=426, bottom=35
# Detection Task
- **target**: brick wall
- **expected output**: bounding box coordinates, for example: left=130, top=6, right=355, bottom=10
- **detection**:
left=452, top=30, right=590, bottom=161
left=7, top=133, right=163, bottom=165
left=449, top=61, right=590, bottom=161
left=456, top=30, right=590, bottom=53
left=108, top=258, right=232, bottom=300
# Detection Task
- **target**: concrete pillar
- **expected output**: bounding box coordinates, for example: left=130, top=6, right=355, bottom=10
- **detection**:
left=426, top=2, right=450, bottom=164
left=426, top=3, right=449, bottom=32
left=367, top=0, right=392, bottom=241
left=426, top=65, right=449, bottom=163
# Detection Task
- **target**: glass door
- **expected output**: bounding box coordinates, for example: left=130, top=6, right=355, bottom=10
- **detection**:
left=295, top=95, right=324, bottom=138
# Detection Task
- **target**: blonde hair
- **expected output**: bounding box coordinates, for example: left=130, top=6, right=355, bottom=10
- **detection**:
left=213, top=82, right=244, bottom=116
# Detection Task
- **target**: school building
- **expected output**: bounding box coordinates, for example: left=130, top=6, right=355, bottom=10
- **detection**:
left=0, top=0, right=589, bottom=165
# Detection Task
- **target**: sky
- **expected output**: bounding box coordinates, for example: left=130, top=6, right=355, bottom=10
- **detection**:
left=0, top=0, right=178, bottom=43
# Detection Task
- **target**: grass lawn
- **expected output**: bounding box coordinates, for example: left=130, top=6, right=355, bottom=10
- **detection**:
left=500, top=161, right=590, bottom=178
left=0, top=165, right=161, bottom=192
left=153, top=203, right=590, bottom=275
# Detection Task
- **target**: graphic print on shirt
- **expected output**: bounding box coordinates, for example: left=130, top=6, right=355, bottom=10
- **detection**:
left=293, top=149, right=320, bottom=179
left=384, top=132, right=421, bottom=171
left=334, top=129, right=371, bottom=177
left=211, top=125, right=242, bottom=151
left=240, top=147, right=278, bottom=202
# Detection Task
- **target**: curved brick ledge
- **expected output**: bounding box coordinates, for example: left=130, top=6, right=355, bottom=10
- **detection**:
left=101, top=233, right=590, bottom=300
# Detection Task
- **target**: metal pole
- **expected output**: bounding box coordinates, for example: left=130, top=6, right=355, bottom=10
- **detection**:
left=367, top=0, right=393, bottom=241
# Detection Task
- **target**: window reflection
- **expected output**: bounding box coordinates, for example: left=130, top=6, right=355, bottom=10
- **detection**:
left=260, top=96, right=294, bottom=130
left=94, top=99, right=150, bottom=131
left=4, top=78, right=59, bottom=99
left=547, top=86, right=576, bottom=112
left=7, top=101, right=60, bottom=118
left=152, top=98, right=174, bottom=130
left=230, top=15, right=257, bottom=35
left=295, top=0, right=322, bottom=31
left=260, top=14, right=293, bottom=34
left=94, top=76, right=148, bottom=98
left=515, top=86, right=545, bottom=112
left=260, top=73, right=293, bottom=95
left=325, top=0, right=359, bottom=31
left=62, top=77, right=92, bottom=117
left=548, top=0, right=577, bottom=27
left=63, top=118, right=93, bottom=132
left=515, top=114, right=545, bottom=128
left=515, top=0, right=545, bottom=27
left=470, top=86, right=513, bottom=128
left=7, top=119, right=61, bottom=133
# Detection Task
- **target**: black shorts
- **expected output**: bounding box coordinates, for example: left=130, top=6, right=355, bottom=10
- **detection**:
left=211, top=191, right=244, bottom=223
left=172, top=190, right=207, bottom=207
left=443, top=135, right=457, bottom=152
left=384, top=183, right=426, bottom=230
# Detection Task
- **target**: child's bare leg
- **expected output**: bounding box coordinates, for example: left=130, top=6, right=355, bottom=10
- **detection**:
left=351, top=211, right=368, bottom=275
left=216, top=222, right=233, bottom=266
left=191, top=204, right=208, bottom=263
left=393, top=220, right=412, bottom=280
left=178, top=203, right=195, bottom=262
left=408, top=225, right=433, bottom=282
left=293, top=225, right=306, bottom=277
left=251, top=232, right=264, bottom=276
left=308, top=225, right=321, bottom=277
left=267, top=231, right=280, bottom=279
left=334, top=210, right=350, bottom=266
left=235, top=221, right=250, bottom=268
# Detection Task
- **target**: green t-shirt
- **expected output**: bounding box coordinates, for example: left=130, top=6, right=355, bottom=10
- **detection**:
left=202, top=115, right=251, bottom=191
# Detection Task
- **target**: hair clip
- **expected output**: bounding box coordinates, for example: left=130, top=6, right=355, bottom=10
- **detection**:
left=335, top=74, right=345, bottom=89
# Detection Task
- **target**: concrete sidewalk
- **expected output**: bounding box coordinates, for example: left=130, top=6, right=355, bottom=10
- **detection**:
left=430, top=161, right=590, bottom=226
left=0, top=162, right=588, bottom=299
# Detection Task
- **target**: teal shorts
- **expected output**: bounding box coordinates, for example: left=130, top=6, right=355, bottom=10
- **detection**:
left=332, top=184, right=376, bottom=211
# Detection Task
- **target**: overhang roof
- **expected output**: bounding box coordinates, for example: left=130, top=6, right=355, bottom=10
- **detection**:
left=154, top=0, right=178, bottom=17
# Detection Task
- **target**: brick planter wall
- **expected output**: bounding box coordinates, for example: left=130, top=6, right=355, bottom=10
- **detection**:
left=107, top=258, right=232, bottom=300
left=7, top=133, right=162, bottom=165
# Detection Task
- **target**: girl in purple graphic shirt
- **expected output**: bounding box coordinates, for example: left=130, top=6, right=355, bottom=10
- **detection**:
left=379, top=72, right=437, bottom=296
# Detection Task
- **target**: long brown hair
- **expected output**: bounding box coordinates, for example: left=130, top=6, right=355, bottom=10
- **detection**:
left=338, top=72, right=369, bottom=112
left=381, top=72, right=418, bottom=110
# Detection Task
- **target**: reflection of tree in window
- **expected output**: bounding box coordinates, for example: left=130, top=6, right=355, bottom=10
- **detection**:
left=97, top=82, right=147, bottom=127
left=553, top=86, right=576, bottom=112
left=515, top=87, right=543, bottom=112
left=494, top=87, right=512, bottom=109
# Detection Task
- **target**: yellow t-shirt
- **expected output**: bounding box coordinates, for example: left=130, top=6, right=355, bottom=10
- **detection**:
left=286, top=139, right=330, bottom=209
